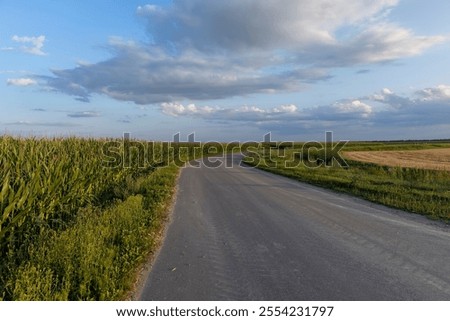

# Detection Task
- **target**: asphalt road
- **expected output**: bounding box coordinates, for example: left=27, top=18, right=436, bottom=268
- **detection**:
left=139, top=154, right=450, bottom=300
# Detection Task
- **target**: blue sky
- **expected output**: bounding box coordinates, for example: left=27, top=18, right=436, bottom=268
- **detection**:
left=1, top=0, right=450, bottom=141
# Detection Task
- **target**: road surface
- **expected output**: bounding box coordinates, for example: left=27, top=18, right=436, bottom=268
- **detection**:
left=139, top=154, right=450, bottom=300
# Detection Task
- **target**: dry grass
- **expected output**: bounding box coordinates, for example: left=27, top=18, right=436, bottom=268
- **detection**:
left=344, top=148, right=450, bottom=171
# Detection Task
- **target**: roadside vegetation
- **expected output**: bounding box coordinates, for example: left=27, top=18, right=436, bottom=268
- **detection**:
left=243, top=140, right=450, bottom=222
left=2, top=136, right=449, bottom=300
left=0, top=136, right=235, bottom=300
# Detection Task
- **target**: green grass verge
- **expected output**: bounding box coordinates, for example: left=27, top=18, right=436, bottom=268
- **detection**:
left=1, top=165, right=179, bottom=300
left=244, top=148, right=450, bottom=222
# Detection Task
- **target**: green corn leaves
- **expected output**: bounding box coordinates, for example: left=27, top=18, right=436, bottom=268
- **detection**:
left=0, top=136, right=167, bottom=248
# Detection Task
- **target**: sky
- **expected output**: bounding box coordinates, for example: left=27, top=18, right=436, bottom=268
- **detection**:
left=1, top=0, right=450, bottom=142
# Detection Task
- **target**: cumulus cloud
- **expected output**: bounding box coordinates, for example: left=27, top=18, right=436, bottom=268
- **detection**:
left=161, top=103, right=302, bottom=121
left=160, top=85, right=450, bottom=132
left=307, top=23, right=446, bottom=67
left=41, top=73, right=91, bottom=102
left=161, top=102, right=214, bottom=117
left=12, top=35, right=46, bottom=56
left=327, top=100, right=373, bottom=118
left=360, top=24, right=445, bottom=60
left=370, top=87, right=412, bottom=109
left=416, top=85, right=450, bottom=101
left=6, top=78, right=37, bottom=86
left=137, top=1, right=444, bottom=64
left=365, top=86, right=450, bottom=127
left=39, top=1, right=446, bottom=105
left=370, top=86, right=450, bottom=106
left=40, top=40, right=315, bottom=104
left=273, top=105, right=298, bottom=113
left=138, top=0, right=400, bottom=51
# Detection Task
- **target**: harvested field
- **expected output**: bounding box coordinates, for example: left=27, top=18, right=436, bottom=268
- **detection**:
left=344, top=148, right=450, bottom=171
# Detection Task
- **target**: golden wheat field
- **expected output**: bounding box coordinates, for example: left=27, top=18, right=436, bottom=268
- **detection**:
left=344, top=148, right=450, bottom=171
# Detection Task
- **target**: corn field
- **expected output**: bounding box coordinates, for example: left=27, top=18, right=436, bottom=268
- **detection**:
left=1, top=137, right=140, bottom=247
left=0, top=135, right=235, bottom=300
left=0, top=136, right=178, bottom=297
left=0, top=136, right=205, bottom=245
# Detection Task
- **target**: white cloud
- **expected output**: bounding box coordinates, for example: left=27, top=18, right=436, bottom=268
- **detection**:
left=370, top=85, right=450, bottom=110
left=41, top=41, right=311, bottom=104
left=39, top=1, right=446, bottom=105
left=336, top=24, right=446, bottom=65
left=161, top=103, right=300, bottom=120
left=417, top=85, right=450, bottom=101
left=161, top=103, right=213, bottom=117
left=138, top=0, right=444, bottom=66
left=333, top=100, right=373, bottom=117
left=12, top=35, right=46, bottom=56
left=6, top=78, right=37, bottom=86
left=139, top=0, right=400, bottom=51
left=382, top=88, right=394, bottom=95
left=160, top=85, right=450, bottom=133
left=273, top=105, right=298, bottom=113
left=238, top=106, right=266, bottom=114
